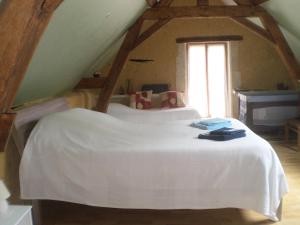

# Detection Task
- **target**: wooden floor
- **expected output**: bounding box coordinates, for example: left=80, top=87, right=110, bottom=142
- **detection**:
left=40, top=141, right=300, bottom=225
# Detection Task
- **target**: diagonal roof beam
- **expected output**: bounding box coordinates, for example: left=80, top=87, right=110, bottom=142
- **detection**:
left=133, top=19, right=170, bottom=49
left=258, top=9, right=300, bottom=85
left=232, top=17, right=274, bottom=43
left=135, top=0, right=174, bottom=49
left=96, top=18, right=144, bottom=112
left=0, top=0, right=64, bottom=151
left=233, top=0, right=299, bottom=85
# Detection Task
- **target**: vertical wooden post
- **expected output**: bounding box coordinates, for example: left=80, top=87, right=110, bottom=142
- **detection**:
left=232, top=17, right=274, bottom=43
left=96, top=18, right=144, bottom=112
left=96, top=0, right=175, bottom=112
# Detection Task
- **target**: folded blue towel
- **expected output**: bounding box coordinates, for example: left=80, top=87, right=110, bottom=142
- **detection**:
left=198, top=118, right=231, bottom=126
left=191, top=120, right=231, bottom=131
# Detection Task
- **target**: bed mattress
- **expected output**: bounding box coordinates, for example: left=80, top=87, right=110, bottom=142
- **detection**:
left=20, top=108, right=288, bottom=221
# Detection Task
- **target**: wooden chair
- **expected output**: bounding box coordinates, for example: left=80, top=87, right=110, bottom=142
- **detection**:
left=285, top=119, right=300, bottom=152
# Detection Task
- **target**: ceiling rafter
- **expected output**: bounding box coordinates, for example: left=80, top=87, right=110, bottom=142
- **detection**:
left=233, top=0, right=299, bottom=85
left=133, top=19, right=171, bottom=49
left=232, top=0, right=273, bottom=42
left=134, top=0, right=174, bottom=49
left=0, top=0, right=64, bottom=151
left=232, top=0, right=270, bottom=32
left=258, top=8, right=300, bottom=84
left=232, top=17, right=274, bottom=43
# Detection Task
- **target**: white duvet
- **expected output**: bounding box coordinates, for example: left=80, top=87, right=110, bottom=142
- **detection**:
left=20, top=108, right=288, bottom=221
left=107, top=103, right=200, bottom=122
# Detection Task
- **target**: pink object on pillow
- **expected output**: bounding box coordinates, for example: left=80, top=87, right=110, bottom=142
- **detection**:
left=130, top=90, right=153, bottom=109
left=160, top=91, right=185, bottom=108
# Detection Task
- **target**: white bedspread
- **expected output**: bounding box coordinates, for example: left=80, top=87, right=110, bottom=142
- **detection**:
left=107, top=103, right=200, bottom=122
left=20, top=109, right=288, bottom=221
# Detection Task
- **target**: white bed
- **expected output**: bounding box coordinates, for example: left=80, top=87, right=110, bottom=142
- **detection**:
left=107, top=103, right=200, bottom=122
left=20, top=108, right=288, bottom=221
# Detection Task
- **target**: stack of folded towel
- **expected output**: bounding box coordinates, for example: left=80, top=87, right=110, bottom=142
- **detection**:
left=191, top=118, right=231, bottom=130
left=198, top=127, right=246, bottom=141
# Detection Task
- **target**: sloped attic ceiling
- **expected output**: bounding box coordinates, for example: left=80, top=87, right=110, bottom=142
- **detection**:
left=14, top=0, right=147, bottom=105
left=262, top=0, right=300, bottom=60
left=14, top=0, right=300, bottom=105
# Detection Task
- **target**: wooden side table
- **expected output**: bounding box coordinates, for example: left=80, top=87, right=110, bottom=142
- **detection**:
left=285, top=119, right=300, bottom=152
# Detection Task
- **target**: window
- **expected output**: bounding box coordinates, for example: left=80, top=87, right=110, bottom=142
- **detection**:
left=187, top=42, right=228, bottom=118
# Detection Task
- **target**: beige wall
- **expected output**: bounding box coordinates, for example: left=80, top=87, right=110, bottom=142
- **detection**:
left=101, top=18, right=291, bottom=90
left=100, top=18, right=292, bottom=116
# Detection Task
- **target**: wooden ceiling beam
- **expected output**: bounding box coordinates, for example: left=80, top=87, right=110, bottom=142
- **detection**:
left=232, top=17, right=274, bottom=43
left=133, top=19, right=171, bottom=49
left=0, top=0, right=64, bottom=113
left=0, top=0, right=64, bottom=151
left=233, top=0, right=299, bottom=85
left=142, top=6, right=263, bottom=20
left=96, top=18, right=144, bottom=112
left=176, top=35, right=243, bottom=43
left=258, top=10, right=300, bottom=86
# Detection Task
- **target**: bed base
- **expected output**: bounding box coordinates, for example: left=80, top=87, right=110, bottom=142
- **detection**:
left=31, top=199, right=283, bottom=225
left=32, top=200, right=42, bottom=225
